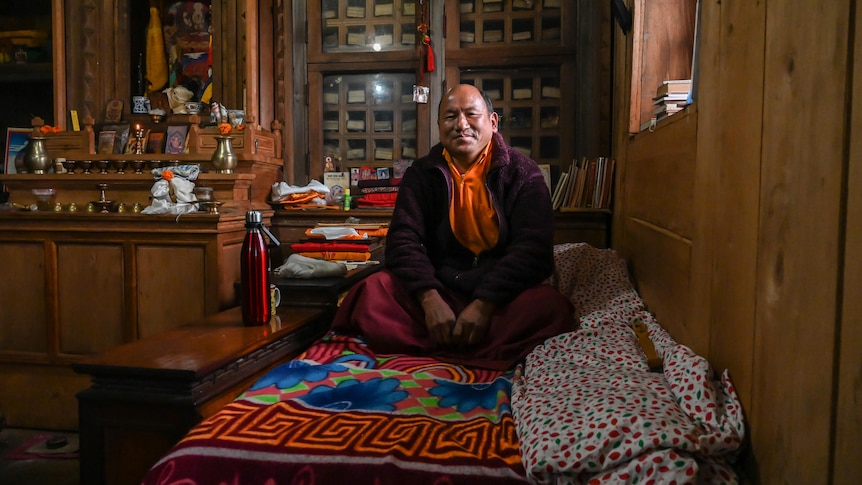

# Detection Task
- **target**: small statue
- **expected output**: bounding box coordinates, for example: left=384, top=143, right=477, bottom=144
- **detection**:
left=163, top=86, right=194, bottom=114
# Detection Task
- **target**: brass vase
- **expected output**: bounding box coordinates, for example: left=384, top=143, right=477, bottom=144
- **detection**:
left=211, top=135, right=238, bottom=174
left=23, top=136, right=51, bottom=174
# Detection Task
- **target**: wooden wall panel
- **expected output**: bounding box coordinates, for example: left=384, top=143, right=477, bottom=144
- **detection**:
left=834, top=0, right=862, bottom=478
left=621, top=217, right=699, bottom=355
left=624, top=111, right=697, bottom=239
left=751, top=0, right=850, bottom=481
left=57, top=243, right=125, bottom=355
left=0, top=242, right=47, bottom=354
left=693, top=0, right=766, bottom=429
left=219, top=241, right=243, bottom=308
left=136, top=244, right=207, bottom=338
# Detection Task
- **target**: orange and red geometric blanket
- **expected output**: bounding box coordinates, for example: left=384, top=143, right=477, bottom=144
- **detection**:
left=142, top=333, right=527, bottom=484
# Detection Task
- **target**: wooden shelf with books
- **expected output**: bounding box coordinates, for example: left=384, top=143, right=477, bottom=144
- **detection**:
left=551, top=157, right=616, bottom=212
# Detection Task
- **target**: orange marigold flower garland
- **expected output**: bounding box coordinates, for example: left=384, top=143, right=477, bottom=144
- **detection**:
left=39, top=125, right=62, bottom=134
left=161, top=169, right=174, bottom=181
left=217, top=122, right=244, bottom=136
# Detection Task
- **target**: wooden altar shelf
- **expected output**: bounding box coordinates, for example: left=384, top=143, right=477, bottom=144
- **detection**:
left=0, top=172, right=261, bottom=213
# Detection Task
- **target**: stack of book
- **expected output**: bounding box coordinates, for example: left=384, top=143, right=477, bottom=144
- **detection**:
left=550, top=157, right=616, bottom=211
left=653, top=79, right=691, bottom=120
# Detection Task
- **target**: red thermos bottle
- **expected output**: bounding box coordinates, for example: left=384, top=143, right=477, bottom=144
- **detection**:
left=240, top=210, right=279, bottom=326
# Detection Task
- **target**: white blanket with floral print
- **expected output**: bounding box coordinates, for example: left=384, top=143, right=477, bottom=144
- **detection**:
left=513, top=243, right=745, bottom=484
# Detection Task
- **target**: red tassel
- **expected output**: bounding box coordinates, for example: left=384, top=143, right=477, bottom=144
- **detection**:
left=424, top=35, right=435, bottom=73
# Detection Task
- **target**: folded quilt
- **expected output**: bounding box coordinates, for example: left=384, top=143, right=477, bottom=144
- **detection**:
left=514, top=243, right=745, bottom=484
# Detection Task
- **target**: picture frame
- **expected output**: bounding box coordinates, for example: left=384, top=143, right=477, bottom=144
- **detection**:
left=97, top=130, right=117, bottom=155
left=164, top=124, right=189, bottom=155
left=102, top=123, right=130, bottom=154
left=146, top=131, right=165, bottom=154
left=104, top=99, right=124, bottom=123
left=4, top=128, right=31, bottom=174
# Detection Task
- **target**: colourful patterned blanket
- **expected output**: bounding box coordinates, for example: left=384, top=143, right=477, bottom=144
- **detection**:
left=142, top=334, right=527, bottom=484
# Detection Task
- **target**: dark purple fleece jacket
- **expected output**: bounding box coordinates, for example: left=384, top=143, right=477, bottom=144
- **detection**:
left=384, top=132, right=555, bottom=306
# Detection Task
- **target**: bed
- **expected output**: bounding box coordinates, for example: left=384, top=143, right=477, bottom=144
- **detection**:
left=141, top=243, right=745, bottom=484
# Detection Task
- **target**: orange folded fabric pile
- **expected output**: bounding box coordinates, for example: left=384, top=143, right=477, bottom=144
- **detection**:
left=303, top=227, right=389, bottom=239
left=291, top=241, right=374, bottom=262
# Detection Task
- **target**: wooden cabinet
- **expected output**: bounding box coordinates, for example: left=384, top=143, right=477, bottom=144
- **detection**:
left=74, top=306, right=328, bottom=485
left=0, top=208, right=258, bottom=429
left=0, top=117, right=282, bottom=429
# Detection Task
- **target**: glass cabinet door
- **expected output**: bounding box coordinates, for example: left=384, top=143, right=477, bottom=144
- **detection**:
left=315, top=0, right=418, bottom=55
left=0, top=0, right=57, bottom=172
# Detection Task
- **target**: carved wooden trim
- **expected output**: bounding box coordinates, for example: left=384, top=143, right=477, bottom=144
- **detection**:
left=81, top=0, right=98, bottom=121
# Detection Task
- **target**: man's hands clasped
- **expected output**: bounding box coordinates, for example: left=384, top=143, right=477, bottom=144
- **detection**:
left=418, top=289, right=495, bottom=350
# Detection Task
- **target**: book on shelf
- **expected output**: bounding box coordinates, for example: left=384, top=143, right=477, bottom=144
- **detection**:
left=374, top=3, right=393, bottom=16
left=512, top=30, right=532, bottom=41
left=653, top=93, right=689, bottom=105
left=538, top=164, right=552, bottom=193
left=550, top=170, right=569, bottom=211
left=656, top=79, right=692, bottom=97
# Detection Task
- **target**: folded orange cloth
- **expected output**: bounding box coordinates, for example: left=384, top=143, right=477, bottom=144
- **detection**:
left=278, top=192, right=326, bottom=205
left=291, top=242, right=371, bottom=252
left=303, top=227, right=389, bottom=239
left=298, top=251, right=371, bottom=261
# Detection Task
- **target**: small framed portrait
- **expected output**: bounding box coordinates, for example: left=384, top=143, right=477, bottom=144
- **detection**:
left=164, top=124, right=189, bottom=155
left=146, top=132, right=165, bottom=154
left=4, top=128, right=31, bottom=174
left=104, top=99, right=124, bottom=123
left=102, top=123, right=130, bottom=154
left=97, top=130, right=117, bottom=155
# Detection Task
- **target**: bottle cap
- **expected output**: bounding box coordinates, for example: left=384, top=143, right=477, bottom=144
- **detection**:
left=246, top=210, right=262, bottom=224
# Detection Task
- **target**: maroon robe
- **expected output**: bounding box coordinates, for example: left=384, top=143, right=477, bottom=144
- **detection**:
left=331, top=270, right=576, bottom=370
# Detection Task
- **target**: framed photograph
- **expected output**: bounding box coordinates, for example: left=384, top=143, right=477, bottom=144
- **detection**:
left=102, top=123, right=130, bottom=154
left=4, top=128, right=31, bottom=174
left=97, top=130, right=117, bottom=155
left=146, top=132, right=165, bottom=154
left=539, top=163, right=552, bottom=192
left=104, top=99, right=124, bottom=123
left=164, top=124, right=189, bottom=155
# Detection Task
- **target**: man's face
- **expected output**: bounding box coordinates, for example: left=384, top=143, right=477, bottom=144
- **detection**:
left=438, top=85, right=499, bottom=164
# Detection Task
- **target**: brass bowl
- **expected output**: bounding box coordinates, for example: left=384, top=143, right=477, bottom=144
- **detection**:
left=91, top=200, right=114, bottom=213
left=130, top=160, right=145, bottom=174
left=62, top=159, right=77, bottom=174
left=146, top=160, right=162, bottom=170
left=113, top=159, right=127, bottom=174
left=77, top=160, right=93, bottom=174
left=95, top=160, right=111, bottom=174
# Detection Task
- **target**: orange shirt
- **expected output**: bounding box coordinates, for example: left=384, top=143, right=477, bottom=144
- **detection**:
left=444, top=143, right=499, bottom=256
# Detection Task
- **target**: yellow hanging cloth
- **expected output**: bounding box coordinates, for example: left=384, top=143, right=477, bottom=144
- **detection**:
left=146, top=7, right=169, bottom=95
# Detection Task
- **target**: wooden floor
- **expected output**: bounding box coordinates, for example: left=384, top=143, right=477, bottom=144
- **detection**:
left=0, top=428, right=79, bottom=485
